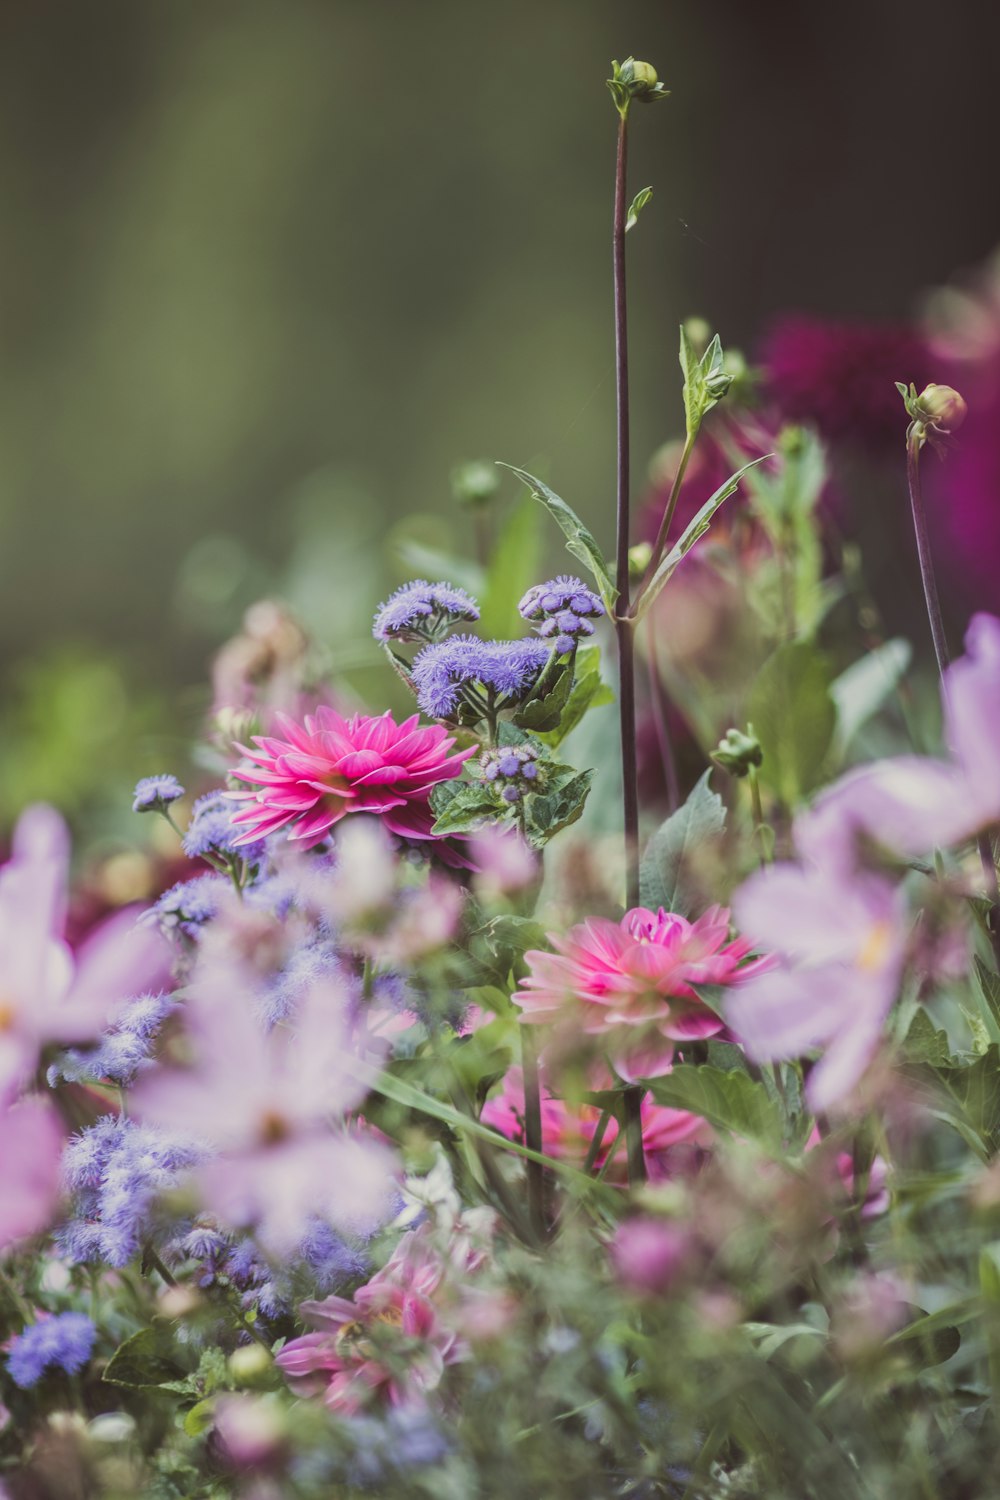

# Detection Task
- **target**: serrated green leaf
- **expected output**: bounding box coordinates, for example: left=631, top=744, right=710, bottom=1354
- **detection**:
left=830, top=638, right=911, bottom=751
left=103, top=1326, right=187, bottom=1391
left=937, top=1043, right=1000, bottom=1157
left=537, top=645, right=614, bottom=749
left=633, top=458, right=768, bottom=622
left=183, top=1398, right=217, bottom=1438
left=639, top=769, right=726, bottom=917
left=625, top=185, right=653, bottom=233
left=498, top=464, right=618, bottom=614
left=524, top=768, right=594, bottom=848
left=646, top=1064, right=782, bottom=1144
left=748, top=642, right=835, bottom=804
left=904, top=1007, right=955, bottom=1067
left=976, top=958, right=1000, bottom=1035
left=478, top=493, right=542, bottom=639
left=430, top=785, right=499, bottom=837
left=513, top=662, right=573, bottom=732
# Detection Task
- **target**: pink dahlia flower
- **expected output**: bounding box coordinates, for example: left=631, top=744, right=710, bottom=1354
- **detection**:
left=228, top=708, right=475, bottom=849
left=513, top=906, right=757, bottom=1082
left=481, top=1067, right=709, bottom=1181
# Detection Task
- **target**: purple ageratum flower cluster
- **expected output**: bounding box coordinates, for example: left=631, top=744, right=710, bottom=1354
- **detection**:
left=183, top=791, right=266, bottom=865
left=148, top=873, right=230, bottom=938
left=411, top=635, right=551, bottom=718
left=6, top=1313, right=96, bottom=1389
left=518, top=575, right=604, bottom=655
left=373, top=580, right=480, bottom=643
left=58, top=1116, right=202, bottom=1268
left=479, top=744, right=540, bottom=803
left=132, top=774, right=185, bottom=813
left=48, top=991, right=176, bottom=1088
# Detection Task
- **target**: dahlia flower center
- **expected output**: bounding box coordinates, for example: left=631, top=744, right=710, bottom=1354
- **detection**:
left=0, top=997, right=16, bottom=1032
left=856, top=920, right=893, bottom=973
left=257, top=1109, right=292, bottom=1146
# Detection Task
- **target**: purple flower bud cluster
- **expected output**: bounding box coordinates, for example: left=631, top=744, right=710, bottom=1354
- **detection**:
left=411, top=635, right=550, bottom=718
left=48, top=991, right=175, bottom=1088
left=373, top=580, right=480, bottom=643
left=132, top=773, right=185, bottom=813
left=183, top=791, right=266, bottom=864
left=518, top=575, right=604, bottom=654
left=148, top=873, right=230, bottom=938
left=58, top=1116, right=202, bottom=1269
left=6, top=1313, right=97, bottom=1389
left=479, top=744, right=541, bottom=803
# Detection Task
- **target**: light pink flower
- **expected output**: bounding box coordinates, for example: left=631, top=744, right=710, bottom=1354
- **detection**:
left=610, top=1217, right=691, bottom=1296
left=0, top=805, right=168, bottom=1104
left=797, top=613, right=1000, bottom=870
left=513, top=906, right=755, bottom=1081
left=0, top=1097, right=64, bottom=1249
left=133, top=970, right=395, bottom=1254
left=727, top=864, right=906, bottom=1112
left=227, top=708, right=474, bottom=849
left=481, top=1067, right=709, bottom=1180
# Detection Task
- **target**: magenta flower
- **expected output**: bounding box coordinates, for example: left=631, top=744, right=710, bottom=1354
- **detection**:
left=0, top=805, right=168, bottom=1104
left=133, top=969, right=395, bottom=1253
left=481, top=1067, right=708, bottom=1180
left=228, top=708, right=475, bottom=849
left=0, top=1097, right=64, bottom=1250
left=726, top=864, right=906, bottom=1112
left=513, top=906, right=755, bottom=1082
left=610, top=1217, right=691, bottom=1296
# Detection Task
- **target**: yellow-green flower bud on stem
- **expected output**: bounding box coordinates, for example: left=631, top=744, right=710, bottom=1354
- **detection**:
left=607, top=57, right=669, bottom=115
left=711, top=726, right=763, bottom=779
left=915, top=383, right=967, bottom=435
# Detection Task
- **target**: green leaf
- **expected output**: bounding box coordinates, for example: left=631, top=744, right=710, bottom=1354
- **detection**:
left=498, top=464, right=618, bottom=614
left=748, top=642, right=836, bottom=804
left=639, top=769, right=726, bottom=917
left=940, top=1044, right=1000, bottom=1155
left=646, top=1064, right=783, bottom=1145
left=633, top=457, right=768, bottom=622
left=830, top=638, right=911, bottom=752
left=976, top=958, right=1000, bottom=1036
left=478, top=493, right=542, bottom=639
left=394, top=538, right=483, bottom=597
left=537, top=644, right=614, bottom=749
left=103, top=1326, right=187, bottom=1391
left=429, top=782, right=499, bottom=837
left=679, top=328, right=732, bottom=438
left=512, top=662, right=573, bottom=732
left=183, top=1398, right=217, bottom=1438
left=903, top=1007, right=955, bottom=1067
left=524, top=767, right=594, bottom=848
left=625, top=186, right=652, bottom=232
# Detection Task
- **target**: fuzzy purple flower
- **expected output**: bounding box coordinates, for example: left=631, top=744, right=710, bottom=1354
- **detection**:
left=183, top=792, right=266, bottom=863
left=411, top=635, right=550, bottom=718
left=478, top=743, right=540, bottom=804
left=6, top=1313, right=96, bottom=1388
left=148, top=873, right=230, bottom=938
left=519, top=575, right=603, bottom=655
left=132, top=774, right=185, bottom=813
left=48, top=992, right=176, bottom=1088
left=373, top=580, right=480, bottom=643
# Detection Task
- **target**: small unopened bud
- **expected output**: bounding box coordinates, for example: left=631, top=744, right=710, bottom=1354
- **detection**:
left=916, top=383, right=967, bottom=435
left=711, top=726, right=763, bottom=779
left=628, top=60, right=659, bottom=94
left=452, top=460, right=500, bottom=509
left=703, top=366, right=734, bottom=402
left=608, top=57, right=669, bottom=114
left=628, top=541, right=652, bottom=578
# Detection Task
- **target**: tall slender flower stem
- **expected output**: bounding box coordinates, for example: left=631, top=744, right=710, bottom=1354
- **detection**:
left=612, top=103, right=647, bottom=1186
left=642, top=428, right=696, bottom=590
left=906, top=424, right=1000, bottom=970
left=520, top=1026, right=546, bottom=1241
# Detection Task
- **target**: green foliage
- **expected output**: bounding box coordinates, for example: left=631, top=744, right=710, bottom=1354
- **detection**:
left=830, top=638, right=912, bottom=753
left=103, top=1325, right=189, bottom=1390
left=903, top=1007, right=956, bottom=1067
left=639, top=769, right=726, bottom=917
left=625, top=186, right=652, bottom=232
left=536, top=643, right=613, bottom=749
left=633, top=457, right=768, bottom=622
left=646, top=1065, right=783, bottom=1145
left=679, top=326, right=733, bottom=438
left=478, top=493, right=542, bottom=640
left=498, top=464, right=618, bottom=615
left=748, top=642, right=836, bottom=804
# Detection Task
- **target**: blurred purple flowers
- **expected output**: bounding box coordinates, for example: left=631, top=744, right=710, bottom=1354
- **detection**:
left=6, top=1313, right=96, bottom=1389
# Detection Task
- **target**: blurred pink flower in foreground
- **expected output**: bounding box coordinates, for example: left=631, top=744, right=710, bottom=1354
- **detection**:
left=796, top=613, right=1000, bottom=870
left=513, top=906, right=757, bottom=1082
left=727, top=865, right=906, bottom=1113
left=0, top=1098, right=64, bottom=1250
left=228, top=708, right=474, bottom=849
left=276, top=1211, right=499, bottom=1413
left=0, top=805, right=168, bottom=1105
left=610, top=1217, right=691, bottom=1296
left=133, top=970, right=395, bottom=1254
left=481, top=1067, right=709, bottom=1181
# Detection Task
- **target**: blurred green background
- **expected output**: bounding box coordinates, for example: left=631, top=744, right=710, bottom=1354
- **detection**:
left=1, top=0, right=998, bottom=831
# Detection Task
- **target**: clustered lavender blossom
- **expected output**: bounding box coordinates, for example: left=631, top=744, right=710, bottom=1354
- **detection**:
left=183, top=791, right=266, bottom=864
left=479, top=743, right=541, bottom=803
left=58, top=1116, right=202, bottom=1268
left=132, top=774, right=185, bottom=813
left=48, top=991, right=176, bottom=1088
left=373, top=580, right=480, bottom=643
left=6, top=1313, right=97, bottom=1389
left=519, top=575, right=604, bottom=654
left=410, top=635, right=551, bottom=718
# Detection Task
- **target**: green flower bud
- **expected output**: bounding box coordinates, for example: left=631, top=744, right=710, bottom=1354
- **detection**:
left=608, top=57, right=669, bottom=114
left=915, top=383, right=967, bottom=436
left=451, top=460, right=500, bottom=509
left=711, top=726, right=763, bottom=779
left=228, top=1343, right=273, bottom=1386
left=628, top=541, right=652, bottom=578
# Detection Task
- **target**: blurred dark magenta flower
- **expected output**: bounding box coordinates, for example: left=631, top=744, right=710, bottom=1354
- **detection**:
left=760, top=314, right=933, bottom=450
